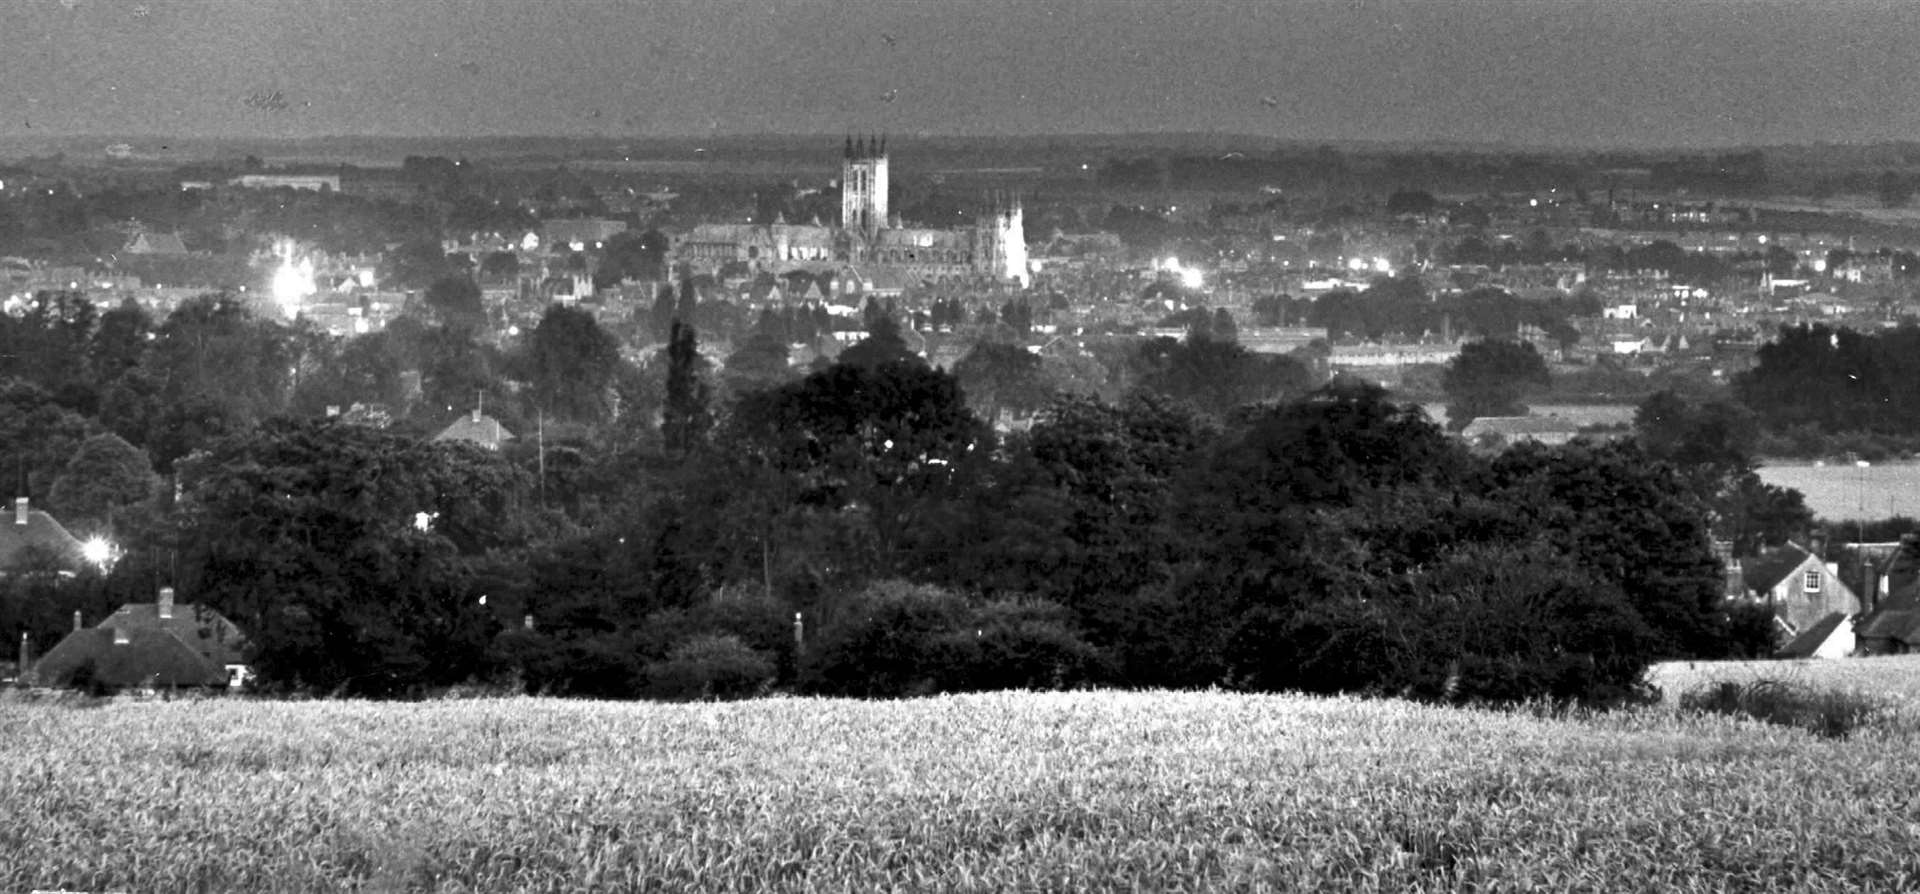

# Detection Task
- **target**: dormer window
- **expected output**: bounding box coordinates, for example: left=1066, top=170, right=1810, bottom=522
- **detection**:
left=1804, top=569, right=1823, bottom=592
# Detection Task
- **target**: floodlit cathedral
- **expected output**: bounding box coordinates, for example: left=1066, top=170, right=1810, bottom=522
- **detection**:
left=675, top=136, right=1029, bottom=290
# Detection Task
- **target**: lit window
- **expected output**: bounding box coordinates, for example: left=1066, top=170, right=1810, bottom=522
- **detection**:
left=1804, top=570, right=1822, bottom=592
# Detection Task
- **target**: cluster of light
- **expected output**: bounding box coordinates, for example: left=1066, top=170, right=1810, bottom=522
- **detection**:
left=270, top=239, right=316, bottom=315
left=1157, top=257, right=1203, bottom=290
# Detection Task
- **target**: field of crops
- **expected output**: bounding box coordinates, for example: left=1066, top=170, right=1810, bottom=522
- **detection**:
left=1650, top=653, right=1920, bottom=707
left=1754, top=461, right=1920, bottom=521
left=6, top=687, right=1920, bottom=892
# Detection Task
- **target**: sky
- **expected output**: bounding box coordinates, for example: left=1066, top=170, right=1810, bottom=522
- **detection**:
left=5, top=0, right=1920, bottom=149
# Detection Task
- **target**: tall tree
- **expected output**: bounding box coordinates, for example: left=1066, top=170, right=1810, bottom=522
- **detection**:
left=1442, top=338, right=1550, bottom=430
left=661, top=320, right=712, bottom=455
left=48, top=433, right=157, bottom=537
left=526, top=304, right=622, bottom=423
left=177, top=418, right=527, bottom=694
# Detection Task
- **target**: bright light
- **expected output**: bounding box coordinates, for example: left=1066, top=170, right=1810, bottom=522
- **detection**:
left=520, top=232, right=540, bottom=251
left=1346, top=257, right=1366, bottom=272
left=357, top=269, right=375, bottom=288
left=413, top=511, right=437, bottom=532
left=81, top=537, right=116, bottom=569
left=270, top=239, right=316, bottom=315
left=1373, top=257, right=1391, bottom=273
left=1180, top=267, right=1203, bottom=290
left=1813, top=259, right=1828, bottom=273
left=569, top=240, right=586, bottom=252
left=1529, top=198, right=1539, bottom=207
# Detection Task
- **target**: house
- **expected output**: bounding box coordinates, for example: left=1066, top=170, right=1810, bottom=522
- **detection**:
left=1774, top=612, right=1854, bottom=659
left=0, top=496, right=87, bottom=576
left=123, top=231, right=189, bottom=255
left=33, top=587, right=250, bottom=690
left=1856, top=587, right=1920, bottom=655
left=434, top=408, right=515, bottom=451
left=1458, top=416, right=1583, bottom=449
left=1738, top=542, right=1863, bottom=640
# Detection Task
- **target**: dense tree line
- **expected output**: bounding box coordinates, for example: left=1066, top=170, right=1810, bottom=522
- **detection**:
left=0, top=291, right=1760, bottom=703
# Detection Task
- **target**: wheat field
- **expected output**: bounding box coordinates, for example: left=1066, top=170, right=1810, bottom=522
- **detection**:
left=3, top=688, right=1919, bottom=892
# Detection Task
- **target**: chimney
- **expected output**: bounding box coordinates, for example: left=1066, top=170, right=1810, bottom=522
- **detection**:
left=158, top=587, right=175, bottom=620
left=522, top=613, right=534, bottom=631
left=73, top=610, right=82, bottom=632
left=14, top=496, right=25, bottom=526
left=112, top=628, right=129, bottom=645
left=472, top=407, right=482, bottom=424
left=17, top=631, right=27, bottom=686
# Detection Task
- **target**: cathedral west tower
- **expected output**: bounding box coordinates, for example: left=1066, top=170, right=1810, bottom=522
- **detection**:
left=841, top=135, right=889, bottom=235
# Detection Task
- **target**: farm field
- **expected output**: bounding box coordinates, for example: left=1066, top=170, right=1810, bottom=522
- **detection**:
left=6, top=688, right=1920, bottom=892
left=1649, top=653, right=1920, bottom=708
left=1755, top=461, right=1920, bottom=521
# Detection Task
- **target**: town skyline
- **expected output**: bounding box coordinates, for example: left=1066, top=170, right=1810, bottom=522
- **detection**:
left=7, top=0, right=1920, bottom=149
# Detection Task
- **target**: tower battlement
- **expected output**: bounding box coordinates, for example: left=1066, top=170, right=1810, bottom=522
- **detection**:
left=841, top=134, right=889, bottom=234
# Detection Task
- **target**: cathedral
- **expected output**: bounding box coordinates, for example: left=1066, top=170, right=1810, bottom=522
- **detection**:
left=674, top=137, right=1029, bottom=291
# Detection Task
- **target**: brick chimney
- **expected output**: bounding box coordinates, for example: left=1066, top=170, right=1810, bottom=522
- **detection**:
left=14, top=496, right=26, bottom=526
left=73, top=610, right=82, bottom=631
left=112, top=628, right=129, bottom=645
left=158, top=587, right=175, bottom=620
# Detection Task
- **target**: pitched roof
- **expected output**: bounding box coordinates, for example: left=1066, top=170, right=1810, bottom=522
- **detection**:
left=33, top=628, right=229, bottom=688
left=100, top=601, right=249, bottom=666
left=434, top=412, right=514, bottom=450
left=1775, top=612, right=1849, bottom=659
left=1458, top=416, right=1583, bottom=438
left=125, top=231, right=189, bottom=255
left=1857, top=587, right=1920, bottom=645
left=0, top=507, right=87, bottom=572
left=1740, top=543, right=1818, bottom=595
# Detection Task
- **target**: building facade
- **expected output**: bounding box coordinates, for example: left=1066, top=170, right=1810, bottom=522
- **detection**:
left=674, top=137, right=1029, bottom=291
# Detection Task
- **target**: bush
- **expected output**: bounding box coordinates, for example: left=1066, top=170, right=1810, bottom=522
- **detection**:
left=800, top=580, right=972, bottom=697
left=1679, top=679, right=1887, bottom=739
left=644, top=634, right=775, bottom=701
left=929, top=599, right=1111, bottom=691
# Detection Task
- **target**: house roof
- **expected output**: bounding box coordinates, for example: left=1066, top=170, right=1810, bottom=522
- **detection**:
left=434, top=413, right=514, bottom=450
left=1857, top=587, right=1920, bottom=645
left=33, top=627, right=230, bottom=688
left=100, top=601, right=249, bottom=666
left=1740, top=543, right=1817, bottom=595
left=125, top=231, right=189, bottom=255
left=1775, top=612, right=1849, bottom=659
left=1458, top=416, right=1583, bottom=438
left=0, top=508, right=87, bottom=572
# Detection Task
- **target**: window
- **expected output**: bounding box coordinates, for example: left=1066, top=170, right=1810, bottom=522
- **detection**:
left=1804, top=569, right=1822, bottom=592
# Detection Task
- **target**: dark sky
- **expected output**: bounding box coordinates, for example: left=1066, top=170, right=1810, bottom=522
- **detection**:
left=5, top=0, right=1919, bottom=148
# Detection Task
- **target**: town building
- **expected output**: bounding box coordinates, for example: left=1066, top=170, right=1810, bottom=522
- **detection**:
left=673, top=137, right=1029, bottom=292
left=32, top=587, right=251, bottom=690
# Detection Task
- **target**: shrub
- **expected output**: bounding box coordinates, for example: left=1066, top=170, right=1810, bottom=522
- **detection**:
left=929, top=599, right=1111, bottom=691
left=1679, top=678, right=1887, bottom=739
left=644, top=634, right=775, bottom=701
left=800, top=581, right=971, bottom=697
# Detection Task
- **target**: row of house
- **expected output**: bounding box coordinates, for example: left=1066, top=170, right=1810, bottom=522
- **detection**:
left=1733, top=536, right=1920, bottom=659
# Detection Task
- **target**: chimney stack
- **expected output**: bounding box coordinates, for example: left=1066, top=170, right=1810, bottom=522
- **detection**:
left=73, top=610, right=82, bottom=631
left=14, top=496, right=26, bottom=526
left=158, top=587, right=175, bottom=620
left=112, top=628, right=130, bottom=646
left=522, top=613, right=534, bottom=631
left=17, top=631, right=27, bottom=686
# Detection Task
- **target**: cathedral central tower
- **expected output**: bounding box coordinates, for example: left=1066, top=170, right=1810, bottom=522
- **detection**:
left=841, top=135, right=889, bottom=234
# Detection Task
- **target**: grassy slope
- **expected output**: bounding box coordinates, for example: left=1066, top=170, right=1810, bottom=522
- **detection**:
left=4, top=689, right=1919, bottom=892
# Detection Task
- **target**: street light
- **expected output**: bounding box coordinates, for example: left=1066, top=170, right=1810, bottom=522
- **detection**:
left=80, top=536, right=118, bottom=572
